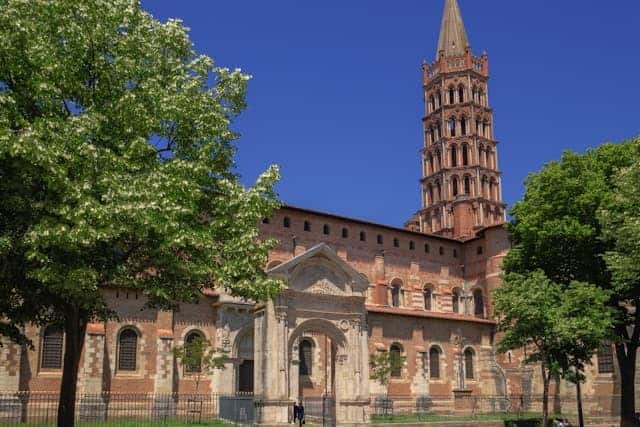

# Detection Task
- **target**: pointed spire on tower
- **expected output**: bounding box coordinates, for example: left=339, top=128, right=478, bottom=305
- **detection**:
left=436, top=0, right=470, bottom=58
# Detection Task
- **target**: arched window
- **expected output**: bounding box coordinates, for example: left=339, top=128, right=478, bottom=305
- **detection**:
left=118, top=328, right=138, bottom=371
left=452, top=289, right=460, bottom=314
left=597, top=343, right=614, bottom=374
left=430, top=127, right=436, bottom=144
left=391, top=281, right=402, bottom=307
left=450, top=145, right=458, bottom=167
left=41, top=325, right=63, bottom=369
left=437, top=181, right=442, bottom=200
left=449, top=118, right=456, bottom=137
left=464, top=176, right=471, bottom=195
left=462, top=144, right=469, bottom=166
left=488, top=180, right=495, bottom=201
left=452, top=176, right=459, bottom=197
left=390, top=344, right=403, bottom=378
left=429, top=347, right=441, bottom=378
left=436, top=150, right=442, bottom=169
left=472, top=86, right=478, bottom=103
left=323, top=224, right=330, bottom=235
left=423, top=287, right=432, bottom=311
left=428, top=154, right=434, bottom=173
left=428, top=184, right=434, bottom=205
left=460, top=118, right=467, bottom=136
left=464, top=348, right=475, bottom=379
left=342, top=228, right=349, bottom=238
left=283, top=217, right=291, bottom=228
left=483, top=122, right=490, bottom=138
left=473, top=289, right=485, bottom=317
left=429, top=95, right=435, bottom=112
left=299, top=339, right=313, bottom=376
left=458, top=86, right=465, bottom=103
left=437, top=92, right=442, bottom=108
left=304, top=221, right=311, bottom=232
left=448, top=87, right=455, bottom=104
left=184, top=331, right=204, bottom=373
left=360, top=231, right=366, bottom=242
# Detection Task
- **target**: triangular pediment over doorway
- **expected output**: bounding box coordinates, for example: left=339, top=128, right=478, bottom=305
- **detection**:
left=267, top=243, right=369, bottom=296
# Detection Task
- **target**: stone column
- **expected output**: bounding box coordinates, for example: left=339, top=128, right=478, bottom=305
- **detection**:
left=0, top=337, right=21, bottom=421
left=411, top=350, right=429, bottom=396
left=0, top=338, right=20, bottom=391
left=79, top=323, right=107, bottom=421
left=254, top=300, right=290, bottom=425
left=288, top=336, right=300, bottom=401
left=153, top=311, right=176, bottom=420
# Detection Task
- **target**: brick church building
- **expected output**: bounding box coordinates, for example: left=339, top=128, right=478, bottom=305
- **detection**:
left=0, top=0, right=627, bottom=425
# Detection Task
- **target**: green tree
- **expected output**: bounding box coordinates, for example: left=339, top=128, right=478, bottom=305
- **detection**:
left=0, top=1, right=282, bottom=426
left=555, top=281, right=615, bottom=427
left=493, top=271, right=613, bottom=427
left=173, top=335, right=228, bottom=394
left=370, top=349, right=406, bottom=392
left=599, top=142, right=640, bottom=427
left=504, top=138, right=639, bottom=427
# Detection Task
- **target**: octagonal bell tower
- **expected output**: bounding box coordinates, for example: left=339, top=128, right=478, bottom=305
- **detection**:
left=417, top=0, right=506, bottom=238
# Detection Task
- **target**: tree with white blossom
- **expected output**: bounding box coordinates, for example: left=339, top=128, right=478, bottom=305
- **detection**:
left=0, top=1, right=282, bottom=426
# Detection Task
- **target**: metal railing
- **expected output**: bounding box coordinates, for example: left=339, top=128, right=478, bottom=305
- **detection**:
left=370, top=393, right=621, bottom=421
left=0, top=392, right=254, bottom=426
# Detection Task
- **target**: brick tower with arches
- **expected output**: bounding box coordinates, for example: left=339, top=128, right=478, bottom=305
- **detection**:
left=417, top=0, right=506, bottom=238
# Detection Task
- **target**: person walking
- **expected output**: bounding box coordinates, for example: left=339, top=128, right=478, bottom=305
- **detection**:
left=293, top=401, right=305, bottom=426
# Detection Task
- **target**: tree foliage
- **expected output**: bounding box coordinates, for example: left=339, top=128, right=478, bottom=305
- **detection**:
left=370, top=350, right=405, bottom=388
left=0, top=0, right=282, bottom=425
left=502, top=137, right=640, bottom=427
left=493, top=271, right=613, bottom=427
left=173, top=335, right=228, bottom=394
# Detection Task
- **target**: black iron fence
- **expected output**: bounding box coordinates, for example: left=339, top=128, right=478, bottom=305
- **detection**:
left=0, top=392, right=254, bottom=426
left=371, top=393, right=621, bottom=420
left=302, top=394, right=335, bottom=426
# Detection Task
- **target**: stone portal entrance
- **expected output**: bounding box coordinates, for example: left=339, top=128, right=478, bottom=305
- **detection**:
left=254, top=243, right=370, bottom=426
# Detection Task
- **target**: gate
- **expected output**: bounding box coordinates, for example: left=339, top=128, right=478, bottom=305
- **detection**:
left=302, top=393, right=335, bottom=426
left=219, top=395, right=254, bottom=424
left=321, top=393, right=335, bottom=427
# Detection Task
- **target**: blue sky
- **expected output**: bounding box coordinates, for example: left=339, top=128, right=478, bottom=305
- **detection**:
left=143, top=0, right=640, bottom=227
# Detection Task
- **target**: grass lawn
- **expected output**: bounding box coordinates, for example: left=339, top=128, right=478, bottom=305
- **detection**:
left=371, top=412, right=549, bottom=424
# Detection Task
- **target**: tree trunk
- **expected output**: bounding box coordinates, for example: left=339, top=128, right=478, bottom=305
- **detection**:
left=616, top=342, right=638, bottom=427
left=576, top=380, right=584, bottom=427
left=541, top=363, right=550, bottom=427
left=56, top=306, right=87, bottom=427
